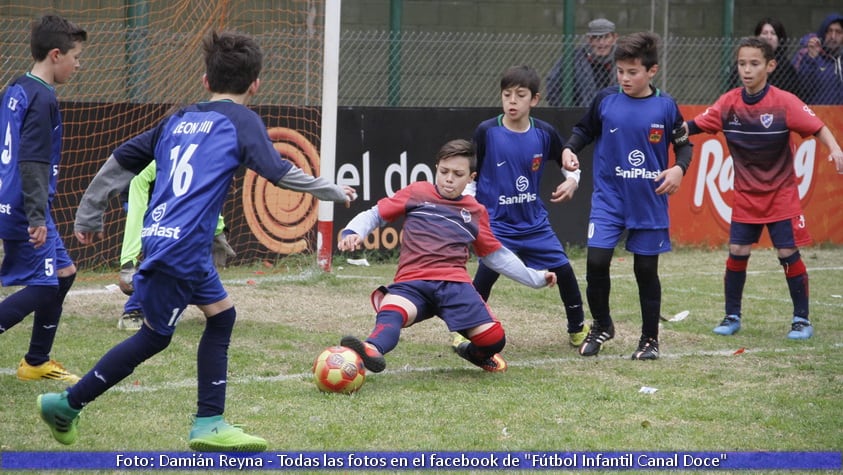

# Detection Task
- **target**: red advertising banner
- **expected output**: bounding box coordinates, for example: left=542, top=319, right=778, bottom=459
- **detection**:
left=671, top=105, right=843, bottom=246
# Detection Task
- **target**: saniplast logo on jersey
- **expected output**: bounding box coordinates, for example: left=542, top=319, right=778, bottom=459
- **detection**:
left=141, top=203, right=182, bottom=239
left=671, top=105, right=842, bottom=246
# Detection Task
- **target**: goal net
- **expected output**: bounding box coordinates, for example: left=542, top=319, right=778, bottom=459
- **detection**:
left=0, top=0, right=326, bottom=270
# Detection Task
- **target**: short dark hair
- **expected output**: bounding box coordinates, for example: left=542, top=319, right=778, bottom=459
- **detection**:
left=500, top=65, right=540, bottom=96
left=614, top=31, right=661, bottom=70
left=203, top=30, right=263, bottom=94
left=436, top=139, right=477, bottom=172
left=737, top=36, right=775, bottom=62
left=30, top=15, right=87, bottom=61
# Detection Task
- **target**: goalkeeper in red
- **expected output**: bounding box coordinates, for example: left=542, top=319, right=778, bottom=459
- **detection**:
left=338, top=139, right=557, bottom=374
left=686, top=36, right=843, bottom=339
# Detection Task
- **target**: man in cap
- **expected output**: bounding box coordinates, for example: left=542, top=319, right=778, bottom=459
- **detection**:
left=546, top=18, right=619, bottom=107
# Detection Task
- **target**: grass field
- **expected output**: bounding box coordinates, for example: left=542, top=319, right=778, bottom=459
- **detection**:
left=0, top=246, right=841, bottom=473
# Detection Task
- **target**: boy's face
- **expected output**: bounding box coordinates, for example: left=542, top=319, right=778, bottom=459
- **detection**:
left=500, top=85, right=538, bottom=123
left=53, top=42, right=83, bottom=85
left=737, top=46, right=774, bottom=94
left=435, top=155, right=475, bottom=199
left=616, top=58, right=657, bottom=98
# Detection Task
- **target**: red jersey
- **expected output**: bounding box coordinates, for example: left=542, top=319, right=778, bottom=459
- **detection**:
left=376, top=181, right=502, bottom=283
left=692, top=85, right=824, bottom=223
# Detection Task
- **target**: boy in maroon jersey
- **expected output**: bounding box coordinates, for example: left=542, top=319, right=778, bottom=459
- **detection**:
left=337, top=139, right=557, bottom=373
left=686, top=37, right=843, bottom=339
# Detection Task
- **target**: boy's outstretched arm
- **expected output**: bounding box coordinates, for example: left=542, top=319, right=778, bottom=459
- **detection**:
left=481, top=246, right=556, bottom=288
left=337, top=205, right=385, bottom=252
left=276, top=166, right=356, bottom=206
left=75, top=155, right=138, bottom=244
left=815, top=126, right=843, bottom=174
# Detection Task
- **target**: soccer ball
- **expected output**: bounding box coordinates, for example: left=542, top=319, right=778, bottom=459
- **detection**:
left=312, top=346, right=366, bottom=394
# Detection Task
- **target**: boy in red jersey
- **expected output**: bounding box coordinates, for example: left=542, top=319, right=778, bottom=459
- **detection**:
left=338, top=139, right=557, bottom=373
left=686, top=37, right=843, bottom=339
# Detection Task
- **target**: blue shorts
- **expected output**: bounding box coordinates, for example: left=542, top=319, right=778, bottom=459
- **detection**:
left=587, top=218, right=671, bottom=255
left=0, top=222, right=73, bottom=287
left=730, top=217, right=811, bottom=248
left=494, top=225, right=570, bottom=268
left=386, top=280, right=497, bottom=332
left=133, top=267, right=228, bottom=336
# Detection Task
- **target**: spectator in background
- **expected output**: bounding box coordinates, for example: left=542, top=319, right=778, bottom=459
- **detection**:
left=793, top=12, right=843, bottom=104
left=729, top=18, right=802, bottom=99
left=546, top=18, right=618, bottom=107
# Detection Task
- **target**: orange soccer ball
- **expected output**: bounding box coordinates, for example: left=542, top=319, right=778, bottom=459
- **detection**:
left=312, top=346, right=366, bottom=394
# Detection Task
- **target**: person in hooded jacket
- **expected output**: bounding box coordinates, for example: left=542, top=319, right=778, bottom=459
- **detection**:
left=793, top=12, right=843, bottom=104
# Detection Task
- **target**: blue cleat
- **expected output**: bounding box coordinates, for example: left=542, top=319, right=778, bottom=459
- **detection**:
left=787, top=317, right=813, bottom=340
left=713, top=315, right=741, bottom=335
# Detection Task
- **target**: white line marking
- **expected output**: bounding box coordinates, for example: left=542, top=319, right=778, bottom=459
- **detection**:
left=3, top=343, right=840, bottom=393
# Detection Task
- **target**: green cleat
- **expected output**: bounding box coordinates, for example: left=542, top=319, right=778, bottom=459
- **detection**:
left=568, top=321, right=590, bottom=347
left=37, top=391, right=81, bottom=445
left=188, top=415, right=267, bottom=452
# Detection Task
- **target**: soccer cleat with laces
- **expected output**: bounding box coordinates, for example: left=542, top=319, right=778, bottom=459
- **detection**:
left=631, top=336, right=660, bottom=360
left=118, top=309, right=144, bottom=331
left=578, top=322, right=615, bottom=357
left=188, top=415, right=267, bottom=452
left=18, top=358, right=80, bottom=384
left=713, top=315, right=741, bottom=335
left=451, top=334, right=507, bottom=372
left=38, top=391, right=81, bottom=445
left=568, top=321, right=590, bottom=347
left=340, top=335, right=386, bottom=373
left=787, top=317, right=813, bottom=340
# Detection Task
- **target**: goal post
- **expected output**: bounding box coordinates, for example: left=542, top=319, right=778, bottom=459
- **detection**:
left=317, top=0, right=342, bottom=272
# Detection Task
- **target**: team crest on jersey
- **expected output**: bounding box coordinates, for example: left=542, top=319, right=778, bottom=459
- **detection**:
left=760, top=113, right=773, bottom=129
left=531, top=154, right=542, bottom=172
left=648, top=128, right=664, bottom=143
left=460, top=208, right=471, bottom=223
left=6, top=96, right=18, bottom=111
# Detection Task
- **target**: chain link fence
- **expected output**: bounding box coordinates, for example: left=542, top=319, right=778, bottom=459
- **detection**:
left=339, top=31, right=821, bottom=107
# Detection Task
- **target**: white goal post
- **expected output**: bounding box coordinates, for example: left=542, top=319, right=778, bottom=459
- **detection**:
left=317, top=0, right=342, bottom=271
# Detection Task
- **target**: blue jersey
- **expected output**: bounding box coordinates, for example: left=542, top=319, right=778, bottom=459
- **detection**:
left=573, top=86, right=684, bottom=229
left=474, top=115, right=564, bottom=236
left=113, top=100, right=293, bottom=278
left=0, top=74, right=62, bottom=240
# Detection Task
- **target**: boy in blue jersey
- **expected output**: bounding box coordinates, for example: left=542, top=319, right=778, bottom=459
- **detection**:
left=561, top=32, right=693, bottom=360
left=36, top=30, right=356, bottom=451
left=469, top=65, right=588, bottom=348
left=0, top=15, right=87, bottom=384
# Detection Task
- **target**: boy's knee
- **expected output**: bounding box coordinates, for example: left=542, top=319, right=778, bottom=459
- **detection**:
left=470, top=321, right=506, bottom=355
left=586, top=247, right=613, bottom=275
